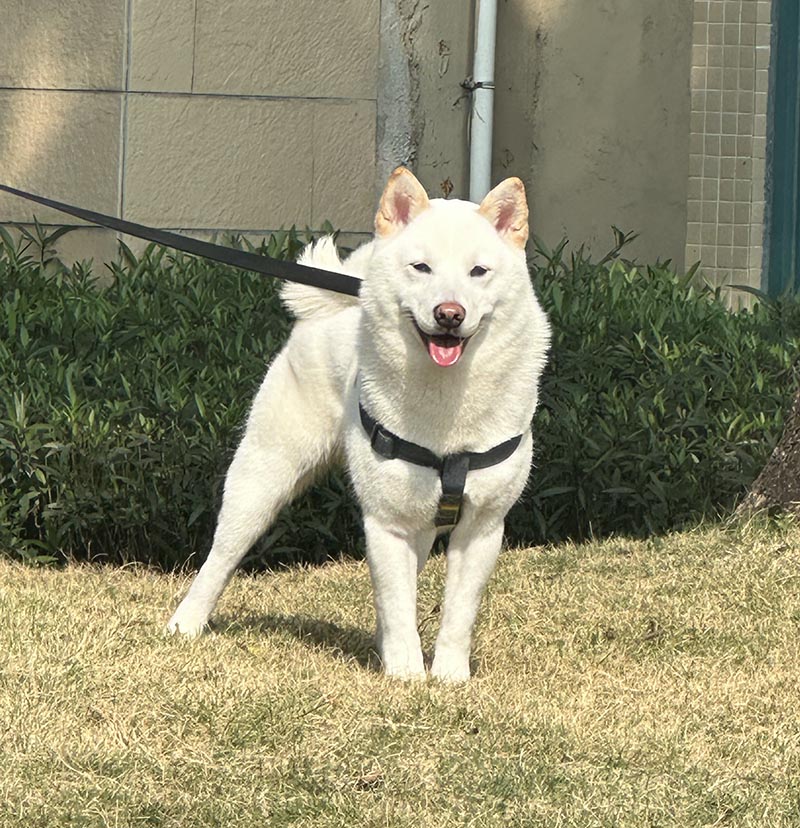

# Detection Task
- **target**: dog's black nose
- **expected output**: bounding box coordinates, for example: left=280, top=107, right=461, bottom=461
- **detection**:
left=433, top=302, right=466, bottom=330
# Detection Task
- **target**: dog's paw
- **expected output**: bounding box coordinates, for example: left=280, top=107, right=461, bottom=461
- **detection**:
left=383, top=663, right=427, bottom=682
left=430, top=650, right=471, bottom=683
left=379, top=643, right=426, bottom=681
left=165, top=607, right=209, bottom=638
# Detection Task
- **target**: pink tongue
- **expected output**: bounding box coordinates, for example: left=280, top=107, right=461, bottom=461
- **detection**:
left=428, top=340, right=463, bottom=367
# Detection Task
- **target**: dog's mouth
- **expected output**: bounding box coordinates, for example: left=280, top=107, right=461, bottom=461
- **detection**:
left=413, top=322, right=470, bottom=367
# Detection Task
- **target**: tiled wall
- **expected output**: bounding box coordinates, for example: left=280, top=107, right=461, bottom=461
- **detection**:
left=686, top=0, right=772, bottom=295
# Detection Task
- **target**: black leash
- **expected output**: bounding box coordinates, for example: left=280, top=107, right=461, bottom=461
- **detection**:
left=359, top=403, right=524, bottom=531
left=0, top=183, right=362, bottom=297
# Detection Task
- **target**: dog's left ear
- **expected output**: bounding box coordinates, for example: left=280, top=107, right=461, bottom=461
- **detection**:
left=477, top=177, right=529, bottom=249
left=375, top=167, right=431, bottom=238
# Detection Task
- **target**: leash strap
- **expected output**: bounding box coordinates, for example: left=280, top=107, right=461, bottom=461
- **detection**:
left=359, top=403, right=523, bottom=531
left=0, top=183, right=362, bottom=297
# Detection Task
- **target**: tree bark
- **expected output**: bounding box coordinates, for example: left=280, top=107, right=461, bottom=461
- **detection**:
left=738, top=387, right=800, bottom=514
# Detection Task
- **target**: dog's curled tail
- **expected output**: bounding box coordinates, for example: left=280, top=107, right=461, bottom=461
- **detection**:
left=280, top=236, right=360, bottom=319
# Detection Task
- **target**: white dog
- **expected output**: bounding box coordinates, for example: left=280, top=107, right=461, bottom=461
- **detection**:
left=168, top=168, right=550, bottom=681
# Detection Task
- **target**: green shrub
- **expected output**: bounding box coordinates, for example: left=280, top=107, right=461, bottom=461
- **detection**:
left=509, top=235, right=800, bottom=542
left=0, top=225, right=361, bottom=566
left=1, top=226, right=798, bottom=566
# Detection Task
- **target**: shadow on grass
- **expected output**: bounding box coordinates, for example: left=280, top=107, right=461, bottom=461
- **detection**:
left=215, top=612, right=381, bottom=671
left=214, top=612, right=483, bottom=678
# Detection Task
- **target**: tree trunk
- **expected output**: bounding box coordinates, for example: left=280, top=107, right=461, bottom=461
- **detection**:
left=738, top=387, right=800, bottom=514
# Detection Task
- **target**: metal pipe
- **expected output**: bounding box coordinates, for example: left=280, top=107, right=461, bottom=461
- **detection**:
left=469, top=0, right=498, bottom=202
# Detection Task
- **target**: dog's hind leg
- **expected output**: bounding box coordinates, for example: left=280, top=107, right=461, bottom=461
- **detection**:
left=167, top=347, right=346, bottom=637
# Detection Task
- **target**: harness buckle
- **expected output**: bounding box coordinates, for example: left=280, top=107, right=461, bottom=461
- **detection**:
left=369, top=423, right=398, bottom=460
left=435, top=453, right=471, bottom=532
left=434, top=494, right=463, bottom=529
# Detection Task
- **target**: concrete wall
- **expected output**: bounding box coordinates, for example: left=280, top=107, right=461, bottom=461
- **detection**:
left=495, top=0, right=694, bottom=270
left=0, top=0, right=476, bottom=265
left=0, top=0, right=699, bottom=273
left=377, top=0, right=474, bottom=202
left=0, top=0, right=382, bottom=262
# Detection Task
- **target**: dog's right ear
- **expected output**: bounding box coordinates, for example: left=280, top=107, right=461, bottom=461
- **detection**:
left=375, top=167, right=430, bottom=237
left=477, top=177, right=529, bottom=249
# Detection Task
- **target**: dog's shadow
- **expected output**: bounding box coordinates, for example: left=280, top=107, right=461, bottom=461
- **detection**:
left=213, top=612, right=476, bottom=676
left=215, top=612, right=382, bottom=671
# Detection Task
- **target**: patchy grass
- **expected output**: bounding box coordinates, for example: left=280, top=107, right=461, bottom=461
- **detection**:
left=2, top=521, right=800, bottom=826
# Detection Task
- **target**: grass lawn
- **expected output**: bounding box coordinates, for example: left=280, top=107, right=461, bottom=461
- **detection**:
left=1, top=520, right=800, bottom=827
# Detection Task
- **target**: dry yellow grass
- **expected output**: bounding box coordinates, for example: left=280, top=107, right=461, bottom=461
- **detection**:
left=1, top=520, right=800, bottom=826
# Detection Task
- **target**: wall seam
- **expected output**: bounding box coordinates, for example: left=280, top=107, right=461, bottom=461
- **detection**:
left=190, top=0, right=199, bottom=93
left=118, top=0, right=134, bottom=219
left=0, top=86, right=378, bottom=104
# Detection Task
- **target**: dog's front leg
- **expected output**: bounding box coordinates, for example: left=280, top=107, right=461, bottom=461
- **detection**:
left=364, top=516, right=432, bottom=679
left=431, top=520, right=504, bottom=682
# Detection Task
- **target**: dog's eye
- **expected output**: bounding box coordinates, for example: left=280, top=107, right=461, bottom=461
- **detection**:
left=411, top=262, right=432, bottom=273
left=470, top=265, right=489, bottom=278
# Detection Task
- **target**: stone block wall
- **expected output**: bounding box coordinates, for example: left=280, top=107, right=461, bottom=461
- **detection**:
left=0, top=0, right=381, bottom=262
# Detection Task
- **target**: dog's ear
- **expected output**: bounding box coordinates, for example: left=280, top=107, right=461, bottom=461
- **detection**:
left=375, top=167, right=430, bottom=237
left=477, top=177, right=529, bottom=249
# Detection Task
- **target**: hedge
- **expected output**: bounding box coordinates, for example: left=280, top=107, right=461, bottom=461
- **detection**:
left=1, top=224, right=798, bottom=566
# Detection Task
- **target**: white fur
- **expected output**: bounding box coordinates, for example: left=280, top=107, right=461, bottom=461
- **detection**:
left=167, top=190, right=551, bottom=683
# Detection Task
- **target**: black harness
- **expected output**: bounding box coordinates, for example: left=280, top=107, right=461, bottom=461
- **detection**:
left=359, top=403, right=524, bottom=532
